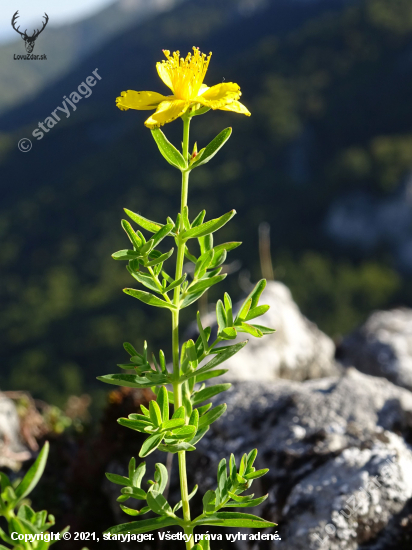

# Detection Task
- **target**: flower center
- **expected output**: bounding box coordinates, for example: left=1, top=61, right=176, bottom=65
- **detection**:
left=160, top=47, right=211, bottom=100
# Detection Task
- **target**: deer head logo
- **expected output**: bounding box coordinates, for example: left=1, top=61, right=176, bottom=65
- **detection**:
left=11, top=11, right=49, bottom=54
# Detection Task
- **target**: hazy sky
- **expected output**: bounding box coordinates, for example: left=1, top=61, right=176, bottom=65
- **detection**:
left=2, top=0, right=114, bottom=43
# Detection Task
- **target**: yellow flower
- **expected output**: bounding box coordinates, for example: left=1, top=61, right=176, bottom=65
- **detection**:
left=116, top=47, right=251, bottom=128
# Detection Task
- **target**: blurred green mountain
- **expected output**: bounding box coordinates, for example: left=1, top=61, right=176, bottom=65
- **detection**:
left=1, top=0, right=412, bottom=407
left=0, top=0, right=184, bottom=115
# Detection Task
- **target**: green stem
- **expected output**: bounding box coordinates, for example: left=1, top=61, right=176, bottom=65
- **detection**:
left=172, top=114, right=194, bottom=550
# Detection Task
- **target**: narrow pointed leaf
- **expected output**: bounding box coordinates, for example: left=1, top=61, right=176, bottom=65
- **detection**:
left=15, top=442, right=49, bottom=501
left=195, top=512, right=276, bottom=528
left=192, top=384, right=231, bottom=406
left=123, top=288, right=176, bottom=310
left=183, top=210, right=236, bottom=241
left=151, top=128, right=187, bottom=170
left=105, top=473, right=130, bottom=487
left=191, top=128, right=232, bottom=168
left=112, top=249, right=141, bottom=261
left=156, top=386, right=169, bottom=423
left=139, top=434, right=163, bottom=457
left=198, top=404, right=227, bottom=429
left=127, top=267, right=161, bottom=293
left=245, top=305, right=270, bottom=321
left=121, top=220, right=142, bottom=249
left=124, top=209, right=163, bottom=233
left=145, top=248, right=174, bottom=267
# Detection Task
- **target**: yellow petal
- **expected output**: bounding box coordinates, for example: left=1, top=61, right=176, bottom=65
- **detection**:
left=198, top=84, right=209, bottom=94
left=196, top=82, right=241, bottom=109
left=156, top=61, right=175, bottom=93
left=116, top=90, right=167, bottom=111
left=144, top=99, right=189, bottom=128
left=220, top=100, right=251, bottom=116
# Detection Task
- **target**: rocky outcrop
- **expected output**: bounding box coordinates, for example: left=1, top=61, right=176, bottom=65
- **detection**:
left=203, top=281, right=340, bottom=382
left=339, top=308, right=412, bottom=392
left=0, top=392, right=30, bottom=469
left=184, top=369, right=412, bottom=549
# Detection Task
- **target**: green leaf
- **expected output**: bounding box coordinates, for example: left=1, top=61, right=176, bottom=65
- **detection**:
left=210, top=249, right=227, bottom=269
left=217, top=458, right=228, bottom=503
left=192, top=384, right=231, bottom=406
left=127, top=267, right=161, bottom=293
left=239, top=323, right=263, bottom=338
left=198, top=404, right=227, bottom=430
left=221, top=327, right=237, bottom=340
left=123, top=342, right=138, bottom=356
left=118, top=418, right=153, bottom=432
left=184, top=245, right=198, bottom=264
left=180, top=289, right=207, bottom=309
left=128, top=457, right=136, bottom=480
left=153, top=463, right=168, bottom=493
left=187, top=275, right=226, bottom=296
left=125, top=209, right=163, bottom=233
left=112, top=249, right=141, bottom=261
left=158, top=442, right=196, bottom=453
left=189, top=425, right=209, bottom=446
left=146, top=490, right=174, bottom=517
left=15, top=442, right=49, bottom=501
left=120, top=505, right=147, bottom=516
left=165, top=274, right=186, bottom=293
left=121, top=487, right=147, bottom=500
left=172, top=406, right=185, bottom=419
left=145, top=248, right=174, bottom=267
left=164, top=426, right=196, bottom=440
left=151, top=128, right=187, bottom=170
left=105, top=473, right=130, bottom=486
left=216, top=300, right=227, bottom=332
left=191, top=128, right=232, bottom=168
left=182, top=205, right=191, bottom=231
left=161, top=418, right=184, bottom=431
left=121, top=219, right=142, bottom=247
left=0, top=472, right=11, bottom=491
left=149, top=400, right=162, bottom=427
left=244, top=469, right=269, bottom=480
left=104, top=516, right=180, bottom=535
left=98, top=373, right=166, bottom=389
left=202, top=490, right=216, bottom=514
left=156, top=387, right=169, bottom=423
left=132, top=461, right=146, bottom=488
left=123, top=288, right=176, bottom=310
left=246, top=449, right=258, bottom=471
left=225, top=493, right=268, bottom=507
left=17, top=504, right=35, bottom=522
left=150, top=222, right=174, bottom=248
left=195, top=512, right=276, bottom=528
left=139, top=434, right=164, bottom=458
left=183, top=210, right=236, bottom=241
left=192, top=210, right=206, bottom=227
left=245, top=305, right=270, bottom=321
left=236, top=281, right=267, bottom=323
left=195, top=369, right=228, bottom=383
left=194, top=249, right=214, bottom=278
left=250, top=324, right=276, bottom=335
left=236, top=298, right=252, bottom=322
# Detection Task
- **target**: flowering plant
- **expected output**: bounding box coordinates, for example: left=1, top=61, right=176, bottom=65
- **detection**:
left=99, top=47, right=276, bottom=549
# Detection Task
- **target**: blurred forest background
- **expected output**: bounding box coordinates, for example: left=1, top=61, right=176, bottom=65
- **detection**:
left=2, top=0, right=412, bottom=414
